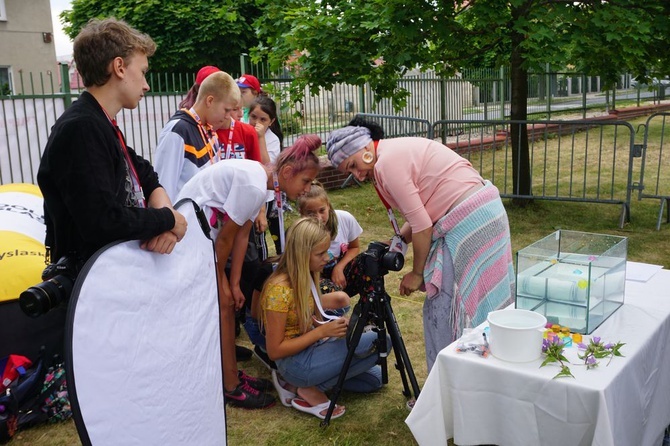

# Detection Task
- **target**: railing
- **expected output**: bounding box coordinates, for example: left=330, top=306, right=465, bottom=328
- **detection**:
left=1, top=65, right=666, bottom=231
left=432, top=119, right=636, bottom=228
left=351, top=114, right=636, bottom=228
left=636, top=112, right=670, bottom=229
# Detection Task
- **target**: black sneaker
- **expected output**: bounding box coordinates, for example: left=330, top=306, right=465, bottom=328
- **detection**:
left=253, top=345, right=277, bottom=371
left=225, top=382, right=276, bottom=409
left=238, top=369, right=273, bottom=392
left=236, top=345, right=253, bottom=361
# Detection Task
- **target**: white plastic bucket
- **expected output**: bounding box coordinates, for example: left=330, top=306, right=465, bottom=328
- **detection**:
left=487, top=309, right=547, bottom=362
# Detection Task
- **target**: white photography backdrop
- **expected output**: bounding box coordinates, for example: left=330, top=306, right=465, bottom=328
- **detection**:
left=66, top=200, right=226, bottom=445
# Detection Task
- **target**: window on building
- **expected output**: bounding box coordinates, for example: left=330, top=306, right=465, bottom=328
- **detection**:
left=0, top=67, right=11, bottom=95
left=0, top=0, right=7, bottom=21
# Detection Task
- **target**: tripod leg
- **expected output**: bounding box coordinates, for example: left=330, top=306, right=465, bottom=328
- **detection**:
left=382, top=296, right=421, bottom=403
left=321, top=299, right=373, bottom=427
left=376, top=325, right=388, bottom=385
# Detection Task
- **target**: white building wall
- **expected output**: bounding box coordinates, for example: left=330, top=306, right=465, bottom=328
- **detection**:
left=0, top=0, right=58, bottom=94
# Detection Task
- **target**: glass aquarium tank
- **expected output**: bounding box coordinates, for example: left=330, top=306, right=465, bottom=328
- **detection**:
left=515, top=230, right=627, bottom=334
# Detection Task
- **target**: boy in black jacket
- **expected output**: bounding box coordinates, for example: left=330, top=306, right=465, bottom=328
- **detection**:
left=38, top=18, right=186, bottom=266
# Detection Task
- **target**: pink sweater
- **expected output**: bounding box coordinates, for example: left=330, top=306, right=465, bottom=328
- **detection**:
left=374, top=137, right=484, bottom=233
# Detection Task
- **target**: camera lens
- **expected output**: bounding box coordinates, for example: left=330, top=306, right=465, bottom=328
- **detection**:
left=19, top=275, right=73, bottom=318
left=381, top=251, right=404, bottom=272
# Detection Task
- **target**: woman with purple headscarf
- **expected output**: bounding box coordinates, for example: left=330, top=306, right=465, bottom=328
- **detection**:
left=326, top=117, right=515, bottom=371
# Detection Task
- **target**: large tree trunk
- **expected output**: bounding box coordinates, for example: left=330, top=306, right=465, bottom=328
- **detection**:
left=509, top=7, right=533, bottom=206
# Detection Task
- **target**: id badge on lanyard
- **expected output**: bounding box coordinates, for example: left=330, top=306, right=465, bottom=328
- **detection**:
left=373, top=183, right=407, bottom=255
left=390, top=234, right=408, bottom=255
left=104, top=111, right=146, bottom=208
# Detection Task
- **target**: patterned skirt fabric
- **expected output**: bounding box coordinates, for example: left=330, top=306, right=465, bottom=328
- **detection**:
left=424, top=181, right=515, bottom=340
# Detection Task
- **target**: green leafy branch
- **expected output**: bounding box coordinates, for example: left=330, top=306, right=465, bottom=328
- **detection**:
left=541, top=335, right=625, bottom=379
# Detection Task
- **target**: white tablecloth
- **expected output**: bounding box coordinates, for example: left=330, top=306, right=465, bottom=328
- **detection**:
left=406, top=265, right=670, bottom=446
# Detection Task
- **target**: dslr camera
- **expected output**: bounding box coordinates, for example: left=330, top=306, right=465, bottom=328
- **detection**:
left=361, top=241, right=404, bottom=278
left=20, top=255, right=82, bottom=318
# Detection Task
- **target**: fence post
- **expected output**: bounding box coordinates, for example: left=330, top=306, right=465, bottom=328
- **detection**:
left=545, top=64, right=552, bottom=119
left=439, top=78, right=446, bottom=120
left=239, top=54, right=247, bottom=76
left=582, top=74, right=587, bottom=119
left=499, top=66, right=505, bottom=119
left=59, top=63, right=72, bottom=108
left=358, top=85, right=365, bottom=114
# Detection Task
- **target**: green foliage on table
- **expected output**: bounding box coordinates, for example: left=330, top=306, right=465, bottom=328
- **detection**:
left=577, top=337, right=626, bottom=370
left=541, top=335, right=625, bottom=379
left=541, top=337, right=575, bottom=379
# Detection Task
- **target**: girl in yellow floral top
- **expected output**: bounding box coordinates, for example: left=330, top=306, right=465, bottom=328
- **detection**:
left=260, top=217, right=385, bottom=420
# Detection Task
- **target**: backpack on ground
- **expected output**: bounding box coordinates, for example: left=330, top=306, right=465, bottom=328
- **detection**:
left=0, top=353, right=71, bottom=444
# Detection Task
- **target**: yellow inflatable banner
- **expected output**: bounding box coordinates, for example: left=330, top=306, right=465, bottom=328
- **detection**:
left=0, top=184, right=46, bottom=303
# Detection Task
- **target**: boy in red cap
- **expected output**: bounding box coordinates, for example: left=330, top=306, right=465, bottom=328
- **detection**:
left=154, top=70, right=240, bottom=200
left=237, top=74, right=262, bottom=123
left=178, top=65, right=221, bottom=109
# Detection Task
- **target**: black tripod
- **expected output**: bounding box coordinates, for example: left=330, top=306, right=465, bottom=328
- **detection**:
left=321, top=243, right=421, bottom=426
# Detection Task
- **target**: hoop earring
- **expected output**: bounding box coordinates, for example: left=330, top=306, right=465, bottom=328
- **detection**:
left=362, top=151, right=374, bottom=164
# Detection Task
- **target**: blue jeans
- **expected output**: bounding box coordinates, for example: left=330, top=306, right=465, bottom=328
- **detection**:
left=276, top=331, right=388, bottom=393
left=243, top=310, right=266, bottom=349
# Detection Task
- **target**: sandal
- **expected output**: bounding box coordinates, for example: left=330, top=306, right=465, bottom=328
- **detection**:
left=271, top=370, right=296, bottom=407
left=290, top=397, right=345, bottom=420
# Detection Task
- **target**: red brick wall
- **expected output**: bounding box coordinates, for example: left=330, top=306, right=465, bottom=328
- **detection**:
left=316, top=156, right=360, bottom=190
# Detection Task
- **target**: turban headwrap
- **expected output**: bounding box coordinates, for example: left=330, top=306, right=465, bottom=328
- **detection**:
left=326, top=126, right=373, bottom=169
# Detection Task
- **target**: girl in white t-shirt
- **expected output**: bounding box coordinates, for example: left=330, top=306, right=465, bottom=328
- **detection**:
left=297, top=182, right=372, bottom=300
left=249, top=95, right=287, bottom=259
left=176, top=134, right=322, bottom=409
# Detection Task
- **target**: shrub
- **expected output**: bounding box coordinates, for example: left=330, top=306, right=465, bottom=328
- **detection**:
left=280, top=112, right=302, bottom=135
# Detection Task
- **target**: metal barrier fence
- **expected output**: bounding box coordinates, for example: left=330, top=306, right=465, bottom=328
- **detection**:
left=0, top=65, right=665, bottom=228
left=0, top=92, right=185, bottom=184
left=348, top=114, right=637, bottom=228
left=355, top=113, right=433, bottom=139
left=431, top=119, right=635, bottom=228
left=637, top=112, right=670, bottom=229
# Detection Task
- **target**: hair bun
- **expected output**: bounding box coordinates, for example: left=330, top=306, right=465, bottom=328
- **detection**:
left=293, top=134, right=322, bottom=153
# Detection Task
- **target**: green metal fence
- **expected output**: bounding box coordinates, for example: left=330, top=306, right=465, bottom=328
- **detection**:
left=0, top=63, right=665, bottom=185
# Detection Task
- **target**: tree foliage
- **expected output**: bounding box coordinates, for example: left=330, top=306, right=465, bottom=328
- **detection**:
left=254, top=0, right=670, bottom=102
left=60, top=0, right=262, bottom=75
left=253, top=0, right=670, bottom=198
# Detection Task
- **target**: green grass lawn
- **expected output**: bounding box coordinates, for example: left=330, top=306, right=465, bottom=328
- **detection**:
left=10, top=182, right=669, bottom=446
left=8, top=148, right=670, bottom=446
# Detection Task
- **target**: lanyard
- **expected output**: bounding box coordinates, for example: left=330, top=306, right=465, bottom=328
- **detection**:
left=183, top=108, right=220, bottom=164
left=273, top=171, right=285, bottom=253
left=222, top=119, right=235, bottom=160
left=102, top=109, right=145, bottom=208
left=373, top=185, right=402, bottom=236
left=310, top=278, right=340, bottom=324
left=371, top=141, right=401, bottom=237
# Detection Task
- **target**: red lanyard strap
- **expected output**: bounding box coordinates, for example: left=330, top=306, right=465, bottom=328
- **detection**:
left=183, top=107, right=220, bottom=163
left=373, top=183, right=402, bottom=236
left=109, top=117, right=146, bottom=208
left=371, top=141, right=402, bottom=237
left=223, top=119, right=235, bottom=160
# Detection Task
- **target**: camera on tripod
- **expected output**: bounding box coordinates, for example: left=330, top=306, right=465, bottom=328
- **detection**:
left=347, top=241, right=404, bottom=345
left=19, top=255, right=82, bottom=318
left=361, top=241, right=404, bottom=278
left=325, top=241, right=420, bottom=425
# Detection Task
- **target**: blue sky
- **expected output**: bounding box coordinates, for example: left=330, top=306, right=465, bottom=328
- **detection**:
left=50, top=0, right=73, bottom=57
